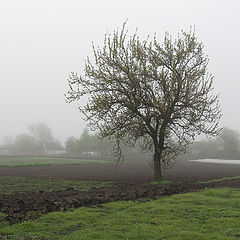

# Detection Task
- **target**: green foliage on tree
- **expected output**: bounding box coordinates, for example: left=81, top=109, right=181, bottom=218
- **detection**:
left=66, top=23, right=221, bottom=181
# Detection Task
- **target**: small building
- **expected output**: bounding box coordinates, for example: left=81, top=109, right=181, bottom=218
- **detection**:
left=43, top=142, right=66, bottom=155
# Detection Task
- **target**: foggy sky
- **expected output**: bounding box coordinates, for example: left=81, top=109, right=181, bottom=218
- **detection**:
left=0, top=0, right=239, bottom=144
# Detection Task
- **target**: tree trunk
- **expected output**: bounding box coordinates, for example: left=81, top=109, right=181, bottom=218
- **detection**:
left=153, top=150, right=162, bottom=181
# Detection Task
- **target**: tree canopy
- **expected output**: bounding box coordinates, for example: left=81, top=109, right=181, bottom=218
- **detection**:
left=66, top=24, right=221, bottom=181
left=7, top=123, right=63, bottom=155
left=29, top=123, right=53, bottom=144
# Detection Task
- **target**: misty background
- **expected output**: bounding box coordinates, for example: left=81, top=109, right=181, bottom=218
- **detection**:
left=0, top=0, right=239, bottom=145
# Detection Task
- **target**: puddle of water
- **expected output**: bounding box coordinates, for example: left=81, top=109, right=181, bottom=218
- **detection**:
left=190, top=159, right=240, bottom=164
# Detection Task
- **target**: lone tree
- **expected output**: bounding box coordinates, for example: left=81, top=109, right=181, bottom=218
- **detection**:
left=66, top=24, right=221, bottom=181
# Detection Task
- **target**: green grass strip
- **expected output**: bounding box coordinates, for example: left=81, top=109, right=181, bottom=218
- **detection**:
left=198, top=176, right=240, bottom=184
left=151, top=180, right=173, bottom=185
left=1, top=188, right=240, bottom=239
left=0, top=177, right=112, bottom=195
left=0, top=157, right=112, bottom=167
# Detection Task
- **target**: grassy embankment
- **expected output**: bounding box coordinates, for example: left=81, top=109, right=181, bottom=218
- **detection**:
left=0, top=188, right=240, bottom=239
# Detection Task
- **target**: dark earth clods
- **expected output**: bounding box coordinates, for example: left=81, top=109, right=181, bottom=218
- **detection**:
left=1, top=179, right=240, bottom=224
left=1, top=159, right=240, bottom=224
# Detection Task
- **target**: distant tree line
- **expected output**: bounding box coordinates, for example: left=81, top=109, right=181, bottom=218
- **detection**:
left=3, top=125, right=239, bottom=160
left=184, top=127, right=240, bottom=160
left=65, top=128, right=150, bottom=160
left=3, top=123, right=63, bottom=155
left=65, top=129, right=112, bottom=157
left=65, top=127, right=240, bottom=161
left=2, top=124, right=149, bottom=158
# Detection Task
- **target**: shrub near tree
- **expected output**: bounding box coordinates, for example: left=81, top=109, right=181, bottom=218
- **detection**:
left=66, top=23, right=221, bottom=181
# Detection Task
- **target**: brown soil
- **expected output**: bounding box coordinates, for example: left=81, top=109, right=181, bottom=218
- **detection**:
left=1, top=159, right=240, bottom=183
left=1, top=159, right=240, bottom=224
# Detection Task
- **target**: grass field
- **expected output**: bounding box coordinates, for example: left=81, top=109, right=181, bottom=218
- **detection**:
left=198, top=176, right=240, bottom=184
left=0, top=176, right=112, bottom=194
left=0, top=156, right=112, bottom=167
left=0, top=188, right=240, bottom=240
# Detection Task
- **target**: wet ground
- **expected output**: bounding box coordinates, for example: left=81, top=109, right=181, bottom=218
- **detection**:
left=1, top=179, right=240, bottom=224
left=0, top=158, right=240, bottom=183
left=1, top=159, right=240, bottom=224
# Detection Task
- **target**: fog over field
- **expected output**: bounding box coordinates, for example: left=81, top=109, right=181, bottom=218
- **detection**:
left=0, top=0, right=239, bottom=144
